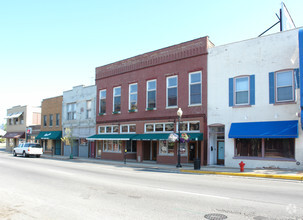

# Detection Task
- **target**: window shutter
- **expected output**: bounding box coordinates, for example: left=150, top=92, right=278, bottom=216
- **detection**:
left=229, top=78, right=234, bottom=107
left=250, top=75, right=255, bottom=105
left=294, top=68, right=300, bottom=89
left=269, top=72, right=275, bottom=104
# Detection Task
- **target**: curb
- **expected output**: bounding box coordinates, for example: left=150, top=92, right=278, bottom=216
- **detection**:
left=180, top=170, right=303, bottom=181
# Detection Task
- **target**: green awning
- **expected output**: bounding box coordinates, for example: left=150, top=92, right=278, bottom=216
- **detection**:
left=186, top=133, right=203, bottom=141
left=86, top=134, right=136, bottom=141
left=36, top=131, right=62, bottom=140
left=131, top=133, right=170, bottom=140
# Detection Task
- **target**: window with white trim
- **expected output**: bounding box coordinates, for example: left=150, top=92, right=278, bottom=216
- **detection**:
left=99, top=90, right=106, bottom=114
left=126, top=140, right=137, bottom=153
left=67, top=103, right=76, bottom=120
left=235, top=76, right=249, bottom=105
left=167, top=76, right=178, bottom=107
left=113, top=87, right=121, bottom=113
left=159, top=140, right=175, bottom=156
left=189, top=71, right=202, bottom=105
left=98, top=125, right=119, bottom=134
left=86, top=100, right=92, bottom=119
left=177, top=121, right=200, bottom=132
left=145, top=123, right=174, bottom=133
left=129, top=83, right=138, bottom=111
left=121, top=124, right=136, bottom=133
left=276, top=70, right=294, bottom=102
left=103, top=140, right=121, bottom=152
left=147, top=80, right=156, bottom=109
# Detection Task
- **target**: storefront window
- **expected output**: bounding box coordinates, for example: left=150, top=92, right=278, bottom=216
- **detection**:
left=155, top=124, right=163, bottom=132
left=159, top=140, right=174, bottom=156
left=165, top=123, right=174, bottom=132
left=265, top=138, right=294, bottom=158
left=97, top=141, right=102, bottom=157
left=103, top=140, right=121, bottom=153
left=235, top=139, right=262, bottom=157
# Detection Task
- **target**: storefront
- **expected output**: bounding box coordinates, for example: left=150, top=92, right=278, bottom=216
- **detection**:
left=3, top=132, right=25, bottom=152
left=36, top=131, right=62, bottom=155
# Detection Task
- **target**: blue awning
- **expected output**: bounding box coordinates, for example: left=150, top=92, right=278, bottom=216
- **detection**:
left=228, top=120, right=298, bottom=139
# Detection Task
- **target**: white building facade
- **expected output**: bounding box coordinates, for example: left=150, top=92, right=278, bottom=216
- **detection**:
left=62, top=85, right=96, bottom=157
left=208, top=28, right=303, bottom=170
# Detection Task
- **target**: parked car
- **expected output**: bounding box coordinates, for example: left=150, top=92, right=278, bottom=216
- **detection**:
left=13, top=143, right=43, bottom=158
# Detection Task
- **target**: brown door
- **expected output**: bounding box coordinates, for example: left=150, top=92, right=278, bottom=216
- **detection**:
left=152, top=141, right=157, bottom=161
left=143, top=141, right=151, bottom=160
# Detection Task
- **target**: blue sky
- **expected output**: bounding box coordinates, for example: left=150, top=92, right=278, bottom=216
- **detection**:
left=0, top=0, right=302, bottom=124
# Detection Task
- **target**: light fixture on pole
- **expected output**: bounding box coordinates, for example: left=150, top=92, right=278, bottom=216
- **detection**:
left=176, top=108, right=183, bottom=168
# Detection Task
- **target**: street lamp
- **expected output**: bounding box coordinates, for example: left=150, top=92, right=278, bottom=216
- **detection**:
left=176, top=108, right=183, bottom=168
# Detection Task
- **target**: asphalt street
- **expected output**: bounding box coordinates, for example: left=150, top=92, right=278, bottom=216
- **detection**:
left=0, top=150, right=303, bottom=220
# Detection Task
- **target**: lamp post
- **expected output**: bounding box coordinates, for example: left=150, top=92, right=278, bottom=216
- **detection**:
left=176, top=108, right=183, bottom=168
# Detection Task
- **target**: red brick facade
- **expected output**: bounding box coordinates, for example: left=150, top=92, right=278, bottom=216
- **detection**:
left=94, top=37, right=212, bottom=165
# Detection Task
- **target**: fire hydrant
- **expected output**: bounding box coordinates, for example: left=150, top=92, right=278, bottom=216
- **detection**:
left=239, top=161, right=245, bottom=172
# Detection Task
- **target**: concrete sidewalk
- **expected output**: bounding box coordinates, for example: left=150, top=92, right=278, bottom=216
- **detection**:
left=40, top=154, right=303, bottom=181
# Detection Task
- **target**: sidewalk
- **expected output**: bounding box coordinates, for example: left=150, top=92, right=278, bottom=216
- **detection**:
left=41, top=154, right=303, bottom=181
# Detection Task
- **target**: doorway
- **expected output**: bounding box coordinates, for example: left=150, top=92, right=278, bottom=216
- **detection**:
left=188, top=142, right=196, bottom=162
left=143, top=141, right=157, bottom=161
left=217, top=141, right=225, bottom=165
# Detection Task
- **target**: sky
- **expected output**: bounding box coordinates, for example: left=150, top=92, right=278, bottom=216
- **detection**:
left=1, top=0, right=303, bottom=125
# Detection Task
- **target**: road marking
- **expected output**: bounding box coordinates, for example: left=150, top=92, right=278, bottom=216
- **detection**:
left=155, top=187, right=230, bottom=200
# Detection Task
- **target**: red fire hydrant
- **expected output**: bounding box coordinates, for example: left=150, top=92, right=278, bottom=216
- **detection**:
left=239, top=161, right=245, bottom=172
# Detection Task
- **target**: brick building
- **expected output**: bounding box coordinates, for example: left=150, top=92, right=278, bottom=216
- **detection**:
left=88, top=37, right=214, bottom=166
left=36, top=96, right=63, bottom=155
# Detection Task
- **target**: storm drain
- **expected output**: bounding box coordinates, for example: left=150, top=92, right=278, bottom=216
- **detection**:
left=204, top=213, right=228, bottom=220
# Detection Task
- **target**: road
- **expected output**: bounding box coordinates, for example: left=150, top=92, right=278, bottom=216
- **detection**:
left=0, top=150, right=302, bottom=220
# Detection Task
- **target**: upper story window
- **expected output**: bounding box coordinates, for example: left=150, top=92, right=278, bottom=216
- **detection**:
left=56, top=114, right=60, bottom=126
left=20, top=114, right=24, bottom=124
left=189, top=71, right=202, bottom=106
left=177, top=121, right=200, bottom=132
left=269, top=69, right=298, bottom=104
left=99, top=90, right=106, bottom=114
left=145, top=122, right=174, bottom=133
left=235, top=77, right=249, bottom=105
left=67, top=103, right=76, bottom=120
left=121, top=124, right=136, bottom=133
left=49, top=114, right=53, bottom=127
left=129, top=83, right=138, bottom=111
left=167, top=76, right=178, bottom=108
left=9, top=119, right=12, bottom=125
left=147, top=80, right=156, bottom=109
left=43, top=115, right=47, bottom=127
left=86, top=100, right=92, bottom=119
left=229, top=75, right=255, bottom=107
left=113, top=87, right=121, bottom=113
left=99, top=125, right=119, bottom=134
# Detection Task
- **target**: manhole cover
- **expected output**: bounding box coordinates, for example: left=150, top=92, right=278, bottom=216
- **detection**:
left=204, top=213, right=228, bottom=220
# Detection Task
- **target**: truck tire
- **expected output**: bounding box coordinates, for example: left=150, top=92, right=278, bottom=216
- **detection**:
left=13, top=151, right=17, bottom=157
left=22, top=151, right=27, bottom=157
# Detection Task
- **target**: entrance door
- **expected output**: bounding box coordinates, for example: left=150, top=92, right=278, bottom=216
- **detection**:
left=151, top=141, right=157, bottom=161
left=55, top=140, right=61, bottom=155
left=217, top=141, right=225, bottom=165
left=143, top=141, right=151, bottom=160
left=189, top=143, right=196, bottom=162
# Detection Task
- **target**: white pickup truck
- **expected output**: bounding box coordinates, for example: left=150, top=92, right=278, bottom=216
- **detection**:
left=13, top=143, right=43, bottom=158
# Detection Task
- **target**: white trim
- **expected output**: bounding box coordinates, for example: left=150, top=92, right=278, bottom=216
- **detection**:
left=113, top=86, right=121, bottom=113
left=144, top=122, right=175, bottom=133
left=146, top=79, right=157, bottom=109
left=275, top=70, right=295, bottom=103
left=98, top=125, right=119, bottom=134
left=99, top=89, right=106, bottom=114
left=166, top=75, right=178, bottom=108
left=129, top=83, right=138, bottom=111
left=120, top=124, right=136, bottom=134
left=188, top=71, right=202, bottom=106
left=234, top=76, right=250, bottom=106
left=177, top=121, right=200, bottom=132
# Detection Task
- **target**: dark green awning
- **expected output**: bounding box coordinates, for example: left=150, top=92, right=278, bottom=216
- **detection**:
left=131, top=133, right=170, bottom=140
left=186, top=133, right=203, bottom=141
left=36, top=131, right=62, bottom=140
left=86, top=134, right=136, bottom=141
